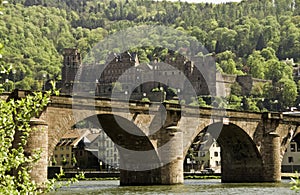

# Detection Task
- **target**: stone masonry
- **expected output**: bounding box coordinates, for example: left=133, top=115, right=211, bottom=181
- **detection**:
left=10, top=91, right=300, bottom=186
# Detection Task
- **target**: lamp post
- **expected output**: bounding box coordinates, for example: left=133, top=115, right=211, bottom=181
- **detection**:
left=42, top=73, right=46, bottom=91
left=5, top=79, right=8, bottom=91
left=99, top=161, right=102, bottom=172
left=12, top=69, right=16, bottom=90
left=274, top=99, right=278, bottom=111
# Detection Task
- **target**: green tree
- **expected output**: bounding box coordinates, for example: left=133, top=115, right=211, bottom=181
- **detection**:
left=247, top=50, right=265, bottom=79
left=0, top=90, right=51, bottom=194
left=277, top=78, right=297, bottom=109
left=230, top=82, right=242, bottom=96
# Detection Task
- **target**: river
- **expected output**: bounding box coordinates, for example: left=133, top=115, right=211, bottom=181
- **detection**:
left=47, top=179, right=296, bottom=194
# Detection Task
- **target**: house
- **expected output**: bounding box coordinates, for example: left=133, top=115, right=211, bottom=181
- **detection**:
left=196, top=134, right=221, bottom=173
left=282, top=133, right=300, bottom=173
left=98, top=129, right=120, bottom=171
left=52, top=128, right=99, bottom=169
left=184, top=133, right=221, bottom=173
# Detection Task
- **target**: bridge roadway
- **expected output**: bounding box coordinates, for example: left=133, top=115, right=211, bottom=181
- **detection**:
left=10, top=91, right=300, bottom=186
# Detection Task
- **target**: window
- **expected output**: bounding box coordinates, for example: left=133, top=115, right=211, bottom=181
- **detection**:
left=288, top=157, right=294, bottom=163
left=66, top=154, right=69, bottom=158
left=214, top=152, right=218, bottom=157
left=216, top=161, right=219, bottom=166
left=291, top=143, right=296, bottom=152
left=200, top=152, right=205, bottom=157
left=60, top=154, right=64, bottom=158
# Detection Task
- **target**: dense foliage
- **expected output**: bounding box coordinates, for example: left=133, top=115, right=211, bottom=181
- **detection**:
left=0, top=1, right=84, bottom=193
left=1, top=0, right=300, bottom=110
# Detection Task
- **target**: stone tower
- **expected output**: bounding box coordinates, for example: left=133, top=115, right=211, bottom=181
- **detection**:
left=61, top=48, right=81, bottom=94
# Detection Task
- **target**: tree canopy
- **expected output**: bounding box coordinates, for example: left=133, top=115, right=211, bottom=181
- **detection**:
left=1, top=0, right=300, bottom=110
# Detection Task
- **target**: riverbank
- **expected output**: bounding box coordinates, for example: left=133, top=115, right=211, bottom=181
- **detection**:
left=49, top=167, right=297, bottom=181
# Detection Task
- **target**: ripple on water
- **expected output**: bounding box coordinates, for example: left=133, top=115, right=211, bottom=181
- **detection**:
left=47, top=179, right=295, bottom=195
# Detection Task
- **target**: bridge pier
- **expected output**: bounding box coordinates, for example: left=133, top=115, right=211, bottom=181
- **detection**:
left=160, top=159, right=184, bottom=185
left=13, top=118, right=48, bottom=188
left=261, top=132, right=281, bottom=182
left=27, top=118, right=49, bottom=188
left=119, top=125, right=184, bottom=185
left=158, top=126, right=184, bottom=185
left=119, top=160, right=184, bottom=185
left=120, top=169, right=162, bottom=185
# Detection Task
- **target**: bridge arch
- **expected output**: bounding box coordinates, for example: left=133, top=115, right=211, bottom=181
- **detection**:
left=185, top=122, right=264, bottom=182
left=73, top=114, right=163, bottom=185
left=73, top=114, right=161, bottom=168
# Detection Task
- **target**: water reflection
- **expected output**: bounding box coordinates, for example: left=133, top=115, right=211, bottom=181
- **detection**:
left=47, top=179, right=293, bottom=195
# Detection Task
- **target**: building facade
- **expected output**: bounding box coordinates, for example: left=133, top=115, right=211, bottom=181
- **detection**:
left=184, top=133, right=221, bottom=173
left=282, top=134, right=300, bottom=173
left=98, top=129, right=120, bottom=171
left=52, top=129, right=99, bottom=169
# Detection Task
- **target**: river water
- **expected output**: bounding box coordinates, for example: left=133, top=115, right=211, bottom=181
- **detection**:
left=47, top=179, right=296, bottom=194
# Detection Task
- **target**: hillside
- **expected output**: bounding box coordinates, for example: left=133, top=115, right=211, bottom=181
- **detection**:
left=0, top=0, right=299, bottom=111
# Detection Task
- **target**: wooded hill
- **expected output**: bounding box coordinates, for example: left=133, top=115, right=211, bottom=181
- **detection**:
left=1, top=0, right=299, bottom=110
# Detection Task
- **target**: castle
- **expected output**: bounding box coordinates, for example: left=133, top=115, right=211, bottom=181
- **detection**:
left=60, top=48, right=267, bottom=101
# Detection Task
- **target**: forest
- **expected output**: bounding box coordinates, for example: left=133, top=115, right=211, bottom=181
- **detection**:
left=1, top=0, right=300, bottom=110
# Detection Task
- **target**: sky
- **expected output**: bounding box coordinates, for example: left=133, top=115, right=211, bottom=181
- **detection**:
left=159, top=0, right=241, bottom=4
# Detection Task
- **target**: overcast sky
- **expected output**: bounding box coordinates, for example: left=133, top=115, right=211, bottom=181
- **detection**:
left=158, top=0, right=241, bottom=3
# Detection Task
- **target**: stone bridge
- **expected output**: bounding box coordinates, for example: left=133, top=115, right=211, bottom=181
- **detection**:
left=19, top=92, right=300, bottom=186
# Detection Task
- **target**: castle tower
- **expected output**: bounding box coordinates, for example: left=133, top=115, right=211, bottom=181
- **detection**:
left=61, top=48, right=81, bottom=94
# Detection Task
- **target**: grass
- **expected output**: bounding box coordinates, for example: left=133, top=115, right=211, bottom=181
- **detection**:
left=184, top=175, right=221, bottom=179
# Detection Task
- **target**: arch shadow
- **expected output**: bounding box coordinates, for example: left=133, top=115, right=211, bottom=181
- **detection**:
left=75, top=114, right=161, bottom=169
left=187, top=122, right=263, bottom=182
